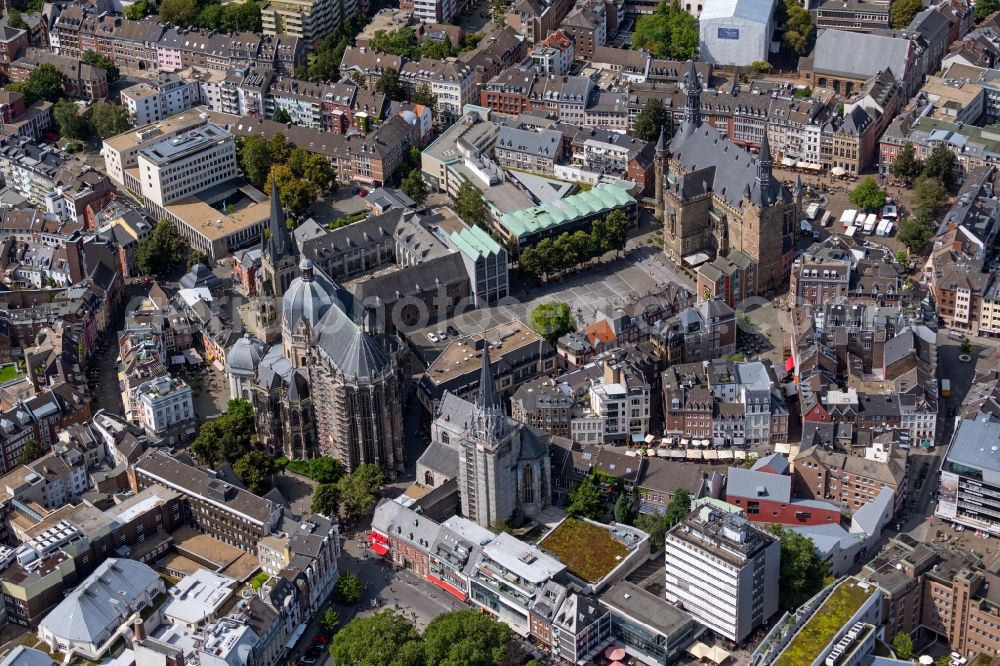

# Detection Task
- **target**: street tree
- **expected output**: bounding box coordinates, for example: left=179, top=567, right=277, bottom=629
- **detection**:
left=53, top=99, right=88, bottom=140
left=848, top=177, right=888, bottom=212
left=413, top=82, right=437, bottom=110
left=529, top=302, right=574, bottom=344
left=159, top=0, right=200, bottom=26
left=923, top=144, right=958, bottom=187
left=633, top=98, right=669, bottom=143
left=769, top=525, right=830, bottom=610
left=892, top=0, right=923, bottom=28
left=664, top=489, right=692, bottom=527
left=330, top=611, right=424, bottom=666
left=376, top=67, right=404, bottom=101
left=423, top=610, right=513, bottom=666
left=898, top=216, right=933, bottom=254
left=187, top=250, right=210, bottom=270
left=137, top=219, right=188, bottom=276
left=913, top=174, right=948, bottom=215
left=564, top=476, right=605, bottom=520
left=977, top=0, right=999, bottom=20
left=233, top=450, right=276, bottom=495
left=454, top=180, right=486, bottom=227
left=266, top=165, right=319, bottom=217
left=318, top=608, right=340, bottom=635
left=238, top=136, right=272, bottom=189
left=333, top=571, right=363, bottom=605
left=311, top=483, right=340, bottom=517
left=783, top=0, right=815, bottom=54
left=337, top=463, right=383, bottom=523
left=890, top=142, right=922, bottom=182
left=90, top=102, right=132, bottom=139
left=401, top=170, right=428, bottom=204
left=20, top=63, right=64, bottom=104
left=82, top=50, right=119, bottom=82
left=892, top=632, right=914, bottom=660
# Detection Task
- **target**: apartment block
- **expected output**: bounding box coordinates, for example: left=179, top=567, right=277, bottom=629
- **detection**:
left=120, top=73, right=198, bottom=126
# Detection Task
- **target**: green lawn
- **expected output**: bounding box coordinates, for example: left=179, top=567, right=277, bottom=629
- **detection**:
left=539, top=518, right=627, bottom=583
left=0, top=364, right=23, bottom=383
left=775, top=580, right=875, bottom=666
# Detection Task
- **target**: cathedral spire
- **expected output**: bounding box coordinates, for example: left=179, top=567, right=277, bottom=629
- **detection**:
left=683, top=60, right=702, bottom=129
left=266, top=177, right=296, bottom=262
left=475, top=341, right=507, bottom=441
left=656, top=125, right=666, bottom=153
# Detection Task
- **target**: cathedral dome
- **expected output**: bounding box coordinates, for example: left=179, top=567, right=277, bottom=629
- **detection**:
left=281, top=259, right=341, bottom=335
left=226, top=334, right=265, bottom=376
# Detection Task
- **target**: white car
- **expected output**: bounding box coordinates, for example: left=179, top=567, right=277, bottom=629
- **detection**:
left=426, top=332, right=439, bottom=343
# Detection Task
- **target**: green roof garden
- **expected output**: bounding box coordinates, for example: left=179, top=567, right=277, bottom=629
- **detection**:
left=499, top=184, right=635, bottom=239
left=539, top=517, right=628, bottom=583
left=0, top=363, right=23, bottom=383
left=774, top=579, right=876, bottom=666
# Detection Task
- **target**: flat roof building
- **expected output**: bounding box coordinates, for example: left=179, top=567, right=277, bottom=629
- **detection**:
left=498, top=183, right=637, bottom=248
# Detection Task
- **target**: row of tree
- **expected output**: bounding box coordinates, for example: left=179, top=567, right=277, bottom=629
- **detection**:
left=632, top=2, right=699, bottom=59
left=189, top=399, right=278, bottom=494
left=331, top=610, right=526, bottom=666
left=237, top=134, right=334, bottom=217
left=890, top=142, right=957, bottom=254
left=53, top=99, right=132, bottom=141
left=158, top=0, right=263, bottom=33
left=366, top=26, right=484, bottom=61
left=518, top=209, right=629, bottom=280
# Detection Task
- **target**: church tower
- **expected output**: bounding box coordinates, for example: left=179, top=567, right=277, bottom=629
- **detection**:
left=682, top=59, right=702, bottom=130
left=757, top=131, right=773, bottom=204
left=655, top=126, right=666, bottom=223
left=260, top=179, right=299, bottom=298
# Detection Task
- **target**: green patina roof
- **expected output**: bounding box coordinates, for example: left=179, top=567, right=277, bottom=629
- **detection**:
left=500, top=184, right=635, bottom=239
left=449, top=224, right=502, bottom=260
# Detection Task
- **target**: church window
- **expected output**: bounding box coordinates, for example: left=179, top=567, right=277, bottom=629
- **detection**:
left=521, top=464, right=535, bottom=504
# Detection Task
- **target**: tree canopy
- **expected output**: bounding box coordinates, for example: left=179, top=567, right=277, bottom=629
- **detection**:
left=90, top=102, right=132, bottom=139
left=401, top=170, right=428, bottom=204
left=781, top=0, right=816, bottom=54
left=848, top=177, right=888, bottom=212
left=238, top=136, right=273, bottom=189
left=124, top=1, right=150, bottom=19
left=564, top=476, right=606, bottom=520
left=891, top=0, right=923, bottom=28
left=331, top=610, right=516, bottom=666
left=977, top=0, right=999, bottom=20
left=633, top=98, right=669, bottom=143
left=334, top=571, right=363, bottom=605
left=892, top=632, right=914, bottom=660
left=376, top=67, right=404, bottom=101
left=311, top=483, right=340, bottom=516
left=337, top=463, right=383, bottom=523
left=16, top=440, right=44, bottom=466
left=159, top=0, right=201, bottom=26
left=454, top=180, right=487, bottom=228
left=233, top=450, right=276, bottom=495
left=770, top=525, right=830, bottom=610
left=632, top=2, right=699, bottom=59
left=890, top=142, right=922, bottom=182
left=422, top=610, right=513, bottom=666
left=190, top=399, right=256, bottom=467
left=529, top=302, right=575, bottom=344
left=8, top=63, right=63, bottom=104
left=898, top=215, right=934, bottom=254
left=913, top=174, right=948, bottom=216
left=53, top=99, right=89, bottom=140
left=266, top=165, right=319, bottom=218
left=923, top=144, right=957, bottom=188
left=82, top=50, right=119, bottom=83
left=195, top=0, right=262, bottom=32
left=137, top=219, right=189, bottom=276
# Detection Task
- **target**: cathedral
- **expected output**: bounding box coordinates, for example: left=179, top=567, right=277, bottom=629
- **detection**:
left=657, top=61, right=802, bottom=294
left=226, top=182, right=405, bottom=476
left=417, top=343, right=551, bottom=529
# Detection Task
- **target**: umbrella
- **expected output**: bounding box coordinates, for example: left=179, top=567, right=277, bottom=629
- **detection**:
left=607, top=647, right=626, bottom=661
left=918, top=657, right=933, bottom=665
left=831, top=166, right=846, bottom=177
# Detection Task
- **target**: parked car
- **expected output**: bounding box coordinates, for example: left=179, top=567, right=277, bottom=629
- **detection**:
left=446, top=325, right=459, bottom=336
left=426, top=332, right=439, bottom=343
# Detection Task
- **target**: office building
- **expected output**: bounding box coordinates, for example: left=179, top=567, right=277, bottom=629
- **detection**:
left=664, top=505, right=780, bottom=643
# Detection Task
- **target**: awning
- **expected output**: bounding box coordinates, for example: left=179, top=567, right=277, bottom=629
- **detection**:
left=428, top=574, right=467, bottom=601
left=670, top=450, right=687, bottom=459
left=183, top=348, right=203, bottom=364
left=832, top=166, right=847, bottom=176
left=781, top=157, right=795, bottom=167
left=212, top=359, right=225, bottom=372
left=644, top=434, right=656, bottom=444
left=687, top=450, right=703, bottom=460
left=719, top=450, right=734, bottom=460
left=796, top=161, right=811, bottom=169
left=785, top=357, right=795, bottom=372
left=775, top=443, right=792, bottom=454
left=371, top=541, right=390, bottom=557
left=734, top=450, right=748, bottom=459
left=703, top=450, right=719, bottom=460
left=683, top=252, right=710, bottom=267
left=170, top=354, right=187, bottom=366
left=688, top=642, right=732, bottom=664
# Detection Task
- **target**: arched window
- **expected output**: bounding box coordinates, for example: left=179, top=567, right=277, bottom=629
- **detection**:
left=521, top=464, right=535, bottom=504
left=424, top=470, right=434, bottom=486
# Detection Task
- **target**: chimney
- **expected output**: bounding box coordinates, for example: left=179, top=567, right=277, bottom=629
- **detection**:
left=134, top=619, right=145, bottom=641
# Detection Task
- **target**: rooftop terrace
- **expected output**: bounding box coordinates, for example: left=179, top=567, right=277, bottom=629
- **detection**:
left=539, top=518, right=629, bottom=583
left=774, top=579, right=876, bottom=666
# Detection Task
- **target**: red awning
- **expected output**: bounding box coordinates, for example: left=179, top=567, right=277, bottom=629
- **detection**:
left=428, top=574, right=467, bottom=601
left=371, top=541, right=390, bottom=557
left=785, top=357, right=795, bottom=372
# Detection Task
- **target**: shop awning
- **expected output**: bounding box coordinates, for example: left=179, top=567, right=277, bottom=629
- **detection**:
left=832, top=166, right=847, bottom=176
left=371, top=541, right=390, bottom=556
left=781, top=157, right=795, bottom=167
left=785, top=357, right=795, bottom=373
left=688, top=642, right=732, bottom=664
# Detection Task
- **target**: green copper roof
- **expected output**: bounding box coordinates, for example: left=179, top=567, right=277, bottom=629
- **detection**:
left=499, top=184, right=635, bottom=239
left=448, top=225, right=502, bottom=260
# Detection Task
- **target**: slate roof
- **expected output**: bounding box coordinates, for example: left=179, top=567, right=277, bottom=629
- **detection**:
left=495, top=125, right=562, bottom=159
left=810, top=29, right=912, bottom=81
left=726, top=466, right=791, bottom=502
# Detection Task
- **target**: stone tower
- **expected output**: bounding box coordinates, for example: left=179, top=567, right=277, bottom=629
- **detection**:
left=655, top=126, right=667, bottom=223
left=683, top=59, right=701, bottom=129
left=260, top=179, right=298, bottom=298
left=757, top=131, right=773, bottom=205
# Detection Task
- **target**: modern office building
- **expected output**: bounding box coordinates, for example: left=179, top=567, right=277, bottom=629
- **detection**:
left=937, top=418, right=1000, bottom=536
left=664, top=505, right=780, bottom=643
left=136, top=123, right=238, bottom=210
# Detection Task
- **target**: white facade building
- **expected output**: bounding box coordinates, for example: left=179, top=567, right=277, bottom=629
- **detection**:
left=529, top=31, right=575, bottom=76
left=135, top=123, right=239, bottom=210
left=121, top=74, right=198, bottom=126
left=698, top=0, right=777, bottom=66
left=664, top=505, right=780, bottom=643
left=570, top=361, right=650, bottom=445
left=135, top=375, right=195, bottom=441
